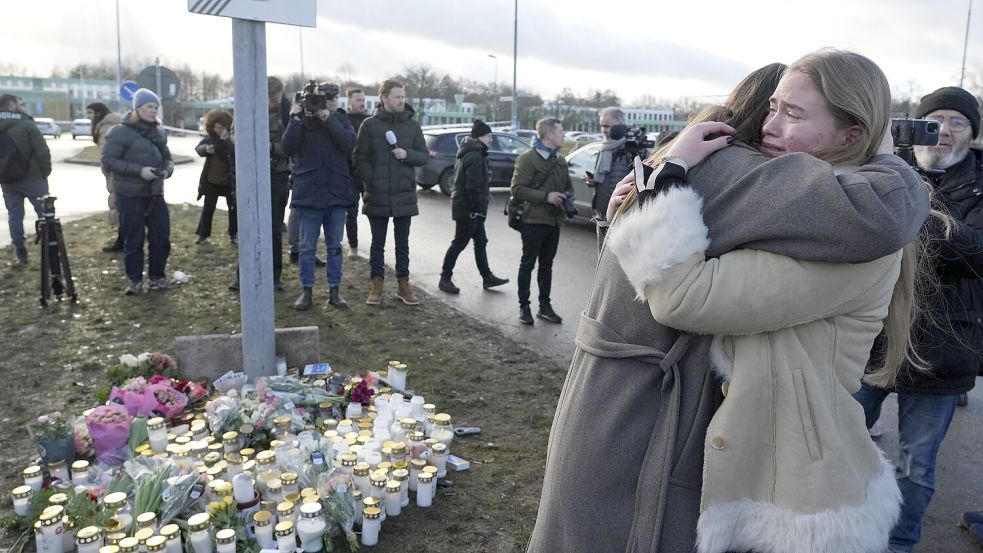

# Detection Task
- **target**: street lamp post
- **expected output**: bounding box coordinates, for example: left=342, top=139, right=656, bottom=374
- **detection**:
left=511, top=0, right=518, bottom=132
left=488, top=54, right=498, bottom=122
left=960, top=0, right=974, bottom=87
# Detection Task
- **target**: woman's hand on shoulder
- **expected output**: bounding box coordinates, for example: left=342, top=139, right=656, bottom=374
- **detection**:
left=606, top=176, right=636, bottom=222
left=666, top=121, right=735, bottom=168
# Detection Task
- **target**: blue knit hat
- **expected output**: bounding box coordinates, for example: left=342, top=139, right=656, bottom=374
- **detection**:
left=132, top=88, right=161, bottom=110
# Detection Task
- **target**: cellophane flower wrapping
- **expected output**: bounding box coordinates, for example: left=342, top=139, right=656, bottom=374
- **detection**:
left=317, top=469, right=357, bottom=549
left=109, top=385, right=158, bottom=418
left=148, top=383, right=188, bottom=420
left=73, top=417, right=94, bottom=458
left=204, top=395, right=242, bottom=435
left=86, top=405, right=132, bottom=466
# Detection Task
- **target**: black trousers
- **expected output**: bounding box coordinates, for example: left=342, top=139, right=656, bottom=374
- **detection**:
left=346, top=193, right=360, bottom=248
left=196, top=192, right=237, bottom=239
left=517, top=223, right=560, bottom=308
left=441, top=216, right=490, bottom=278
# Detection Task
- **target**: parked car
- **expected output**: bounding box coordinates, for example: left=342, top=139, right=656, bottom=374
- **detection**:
left=71, top=118, right=92, bottom=139
left=34, top=118, right=61, bottom=138
left=416, top=128, right=532, bottom=196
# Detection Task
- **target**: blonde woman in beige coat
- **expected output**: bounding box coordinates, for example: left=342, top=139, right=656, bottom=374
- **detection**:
left=606, top=66, right=916, bottom=552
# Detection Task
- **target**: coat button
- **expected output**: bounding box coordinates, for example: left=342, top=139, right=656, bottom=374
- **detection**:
left=711, top=436, right=726, bottom=450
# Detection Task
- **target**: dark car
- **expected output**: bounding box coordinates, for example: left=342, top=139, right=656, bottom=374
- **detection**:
left=416, top=128, right=531, bottom=196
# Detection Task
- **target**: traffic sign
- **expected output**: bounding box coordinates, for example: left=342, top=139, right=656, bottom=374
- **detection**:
left=188, top=0, right=316, bottom=27
left=119, top=81, right=138, bottom=102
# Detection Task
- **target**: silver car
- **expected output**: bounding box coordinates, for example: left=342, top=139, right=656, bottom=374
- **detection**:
left=35, top=118, right=61, bottom=138
left=72, top=118, right=92, bottom=139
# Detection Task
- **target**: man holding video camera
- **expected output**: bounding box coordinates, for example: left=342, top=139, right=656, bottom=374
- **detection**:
left=854, top=86, right=983, bottom=553
left=0, top=94, right=50, bottom=265
left=587, top=107, right=631, bottom=249
left=281, top=81, right=356, bottom=311
left=510, top=116, right=575, bottom=325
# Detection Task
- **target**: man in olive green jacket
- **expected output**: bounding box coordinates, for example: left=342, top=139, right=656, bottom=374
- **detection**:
left=509, top=117, right=574, bottom=325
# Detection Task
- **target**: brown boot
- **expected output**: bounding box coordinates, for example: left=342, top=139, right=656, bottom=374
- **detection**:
left=395, top=276, right=420, bottom=306
left=366, top=276, right=384, bottom=305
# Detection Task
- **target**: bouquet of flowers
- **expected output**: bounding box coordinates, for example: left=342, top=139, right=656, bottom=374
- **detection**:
left=344, top=379, right=374, bottom=405
left=107, top=352, right=178, bottom=387
left=316, top=469, right=358, bottom=552
left=73, top=418, right=94, bottom=459
left=85, top=405, right=132, bottom=466
left=149, top=383, right=188, bottom=420
left=204, top=395, right=242, bottom=435
left=28, top=411, right=75, bottom=466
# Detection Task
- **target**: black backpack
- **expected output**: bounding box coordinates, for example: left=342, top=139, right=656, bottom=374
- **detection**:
left=0, top=129, right=30, bottom=182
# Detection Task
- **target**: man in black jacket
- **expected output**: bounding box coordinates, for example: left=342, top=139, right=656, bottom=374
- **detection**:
left=854, top=86, right=983, bottom=553
left=344, top=88, right=369, bottom=259
left=0, top=94, right=51, bottom=265
left=437, top=120, right=509, bottom=294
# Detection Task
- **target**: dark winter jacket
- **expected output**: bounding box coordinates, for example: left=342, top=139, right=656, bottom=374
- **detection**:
left=195, top=134, right=235, bottom=199
left=354, top=104, right=428, bottom=218
left=0, top=110, right=51, bottom=185
left=269, top=96, right=292, bottom=175
left=450, top=138, right=490, bottom=221
left=347, top=111, right=370, bottom=192
left=101, top=111, right=173, bottom=197
left=891, top=147, right=983, bottom=394
left=509, top=146, right=575, bottom=226
left=282, top=110, right=356, bottom=210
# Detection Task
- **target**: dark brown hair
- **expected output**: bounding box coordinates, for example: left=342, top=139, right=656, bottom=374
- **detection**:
left=346, top=88, right=364, bottom=97
left=379, top=79, right=404, bottom=98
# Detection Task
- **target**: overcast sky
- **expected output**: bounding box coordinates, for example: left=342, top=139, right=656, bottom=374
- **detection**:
left=4, top=0, right=981, bottom=105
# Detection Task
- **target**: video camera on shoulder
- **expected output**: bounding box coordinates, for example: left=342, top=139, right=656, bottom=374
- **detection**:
left=890, top=117, right=940, bottom=168
left=294, top=80, right=340, bottom=116
left=610, top=124, right=655, bottom=160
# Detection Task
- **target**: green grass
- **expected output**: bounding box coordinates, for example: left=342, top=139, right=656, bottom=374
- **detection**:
left=0, top=206, right=567, bottom=553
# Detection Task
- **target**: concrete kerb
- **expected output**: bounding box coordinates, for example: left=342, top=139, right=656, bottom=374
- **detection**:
left=173, top=326, right=320, bottom=382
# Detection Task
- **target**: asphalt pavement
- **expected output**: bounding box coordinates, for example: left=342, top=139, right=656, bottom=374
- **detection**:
left=2, top=135, right=981, bottom=552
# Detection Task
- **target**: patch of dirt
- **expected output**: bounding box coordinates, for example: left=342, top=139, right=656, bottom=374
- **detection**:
left=0, top=206, right=566, bottom=552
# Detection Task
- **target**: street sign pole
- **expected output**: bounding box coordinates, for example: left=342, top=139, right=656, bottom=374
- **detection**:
left=232, top=18, right=275, bottom=380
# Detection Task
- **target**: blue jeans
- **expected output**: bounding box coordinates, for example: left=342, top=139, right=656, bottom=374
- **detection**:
left=853, top=383, right=959, bottom=553
left=117, top=194, right=171, bottom=283
left=297, top=206, right=346, bottom=288
left=2, top=179, right=47, bottom=251
left=368, top=215, right=411, bottom=279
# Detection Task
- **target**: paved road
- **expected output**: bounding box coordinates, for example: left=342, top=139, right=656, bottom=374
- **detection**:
left=3, top=136, right=981, bottom=552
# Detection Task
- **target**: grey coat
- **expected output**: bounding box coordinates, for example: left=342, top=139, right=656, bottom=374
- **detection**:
left=526, top=144, right=930, bottom=553
left=101, top=111, right=173, bottom=198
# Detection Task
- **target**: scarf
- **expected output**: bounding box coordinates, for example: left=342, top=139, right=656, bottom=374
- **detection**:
left=594, top=137, right=627, bottom=185
left=533, top=137, right=559, bottom=157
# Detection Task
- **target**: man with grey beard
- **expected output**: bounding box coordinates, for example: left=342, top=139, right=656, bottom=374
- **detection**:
left=854, top=85, right=983, bottom=553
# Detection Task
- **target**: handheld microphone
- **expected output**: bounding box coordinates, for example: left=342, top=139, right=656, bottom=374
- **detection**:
left=385, top=130, right=398, bottom=149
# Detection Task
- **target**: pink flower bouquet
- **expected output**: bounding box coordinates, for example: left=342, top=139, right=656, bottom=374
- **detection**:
left=86, top=405, right=132, bottom=466
left=149, top=383, right=188, bottom=420
left=109, top=386, right=158, bottom=417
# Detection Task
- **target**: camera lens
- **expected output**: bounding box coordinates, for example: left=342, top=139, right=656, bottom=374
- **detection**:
left=926, top=121, right=940, bottom=134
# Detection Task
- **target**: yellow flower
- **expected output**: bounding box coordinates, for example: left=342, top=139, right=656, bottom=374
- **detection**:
left=223, top=496, right=234, bottom=506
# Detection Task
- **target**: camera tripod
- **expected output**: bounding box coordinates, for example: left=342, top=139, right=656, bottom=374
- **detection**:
left=34, top=196, right=78, bottom=307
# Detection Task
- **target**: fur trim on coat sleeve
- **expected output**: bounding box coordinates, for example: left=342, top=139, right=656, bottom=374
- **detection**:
left=606, top=186, right=710, bottom=299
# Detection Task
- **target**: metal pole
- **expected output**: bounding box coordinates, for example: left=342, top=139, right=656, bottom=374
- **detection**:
left=115, top=0, right=122, bottom=112
left=960, top=0, right=973, bottom=88
left=155, top=57, right=163, bottom=122
left=299, top=28, right=305, bottom=81
left=488, top=54, right=497, bottom=122
left=511, top=0, right=518, bottom=132
left=232, top=18, right=276, bottom=380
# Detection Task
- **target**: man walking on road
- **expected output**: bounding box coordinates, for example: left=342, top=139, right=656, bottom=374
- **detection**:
left=0, top=94, right=50, bottom=265
left=438, top=119, right=509, bottom=294
left=510, top=117, right=573, bottom=325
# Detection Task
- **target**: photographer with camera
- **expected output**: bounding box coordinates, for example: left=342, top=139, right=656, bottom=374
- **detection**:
left=853, top=85, right=983, bottom=553
left=587, top=107, right=632, bottom=250
left=101, top=89, right=174, bottom=296
left=281, top=81, right=357, bottom=311
left=0, top=94, right=50, bottom=265
left=509, top=117, right=575, bottom=325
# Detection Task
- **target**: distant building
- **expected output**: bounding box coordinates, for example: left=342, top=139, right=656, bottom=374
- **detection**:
left=540, top=103, right=684, bottom=134
left=0, top=75, right=117, bottom=120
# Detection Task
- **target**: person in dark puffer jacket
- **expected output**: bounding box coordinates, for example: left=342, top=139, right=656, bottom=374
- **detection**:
left=855, top=85, right=983, bottom=553
left=101, top=88, right=174, bottom=296
left=354, top=79, right=428, bottom=306
left=437, top=119, right=509, bottom=295
left=0, top=94, right=50, bottom=265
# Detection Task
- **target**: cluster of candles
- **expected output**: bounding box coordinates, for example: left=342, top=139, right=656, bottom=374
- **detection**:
left=12, top=365, right=460, bottom=550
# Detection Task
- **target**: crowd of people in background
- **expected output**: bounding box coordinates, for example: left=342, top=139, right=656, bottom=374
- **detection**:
left=3, top=53, right=983, bottom=552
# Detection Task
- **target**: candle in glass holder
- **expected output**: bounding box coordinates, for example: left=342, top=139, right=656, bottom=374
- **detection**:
left=274, top=522, right=295, bottom=553
left=38, top=507, right=64, bottom=553
left=145, top=536, right=166, bottom=553
left=23, top=465, right=43, bottom=492
left=214, top=529, right=235, bottom=553
left=360, top=507, right=381, bottom=546
left=133, top=527, right=154, bottom=553
left=48, top=460, right=69, bottom=482
left=391, top=469, right=410, bottom=507
left=11, top=485, right=32, bottom=516
left=385, top=480, right=401, bottom=517
left=276, top=501, right=297, bottom=527
left=117, top=538, right=139, bottom=553
left=187, top=513, right=212, bottom=553
left=71, top=460, right=92, bottom=484
left=75, top=526, right=103, bottom=553
left=416, top=472, right=434, bottom=508
left=252, top=510, right=274, bottom=549
left=159, top=524, right=182, bottom=553
left=147, top=418, right=167, bottom=453
left=296, top=503, right=326, bottom=552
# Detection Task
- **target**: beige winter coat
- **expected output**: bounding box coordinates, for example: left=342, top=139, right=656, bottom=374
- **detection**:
left=607, top=186, right=903, bottom=553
